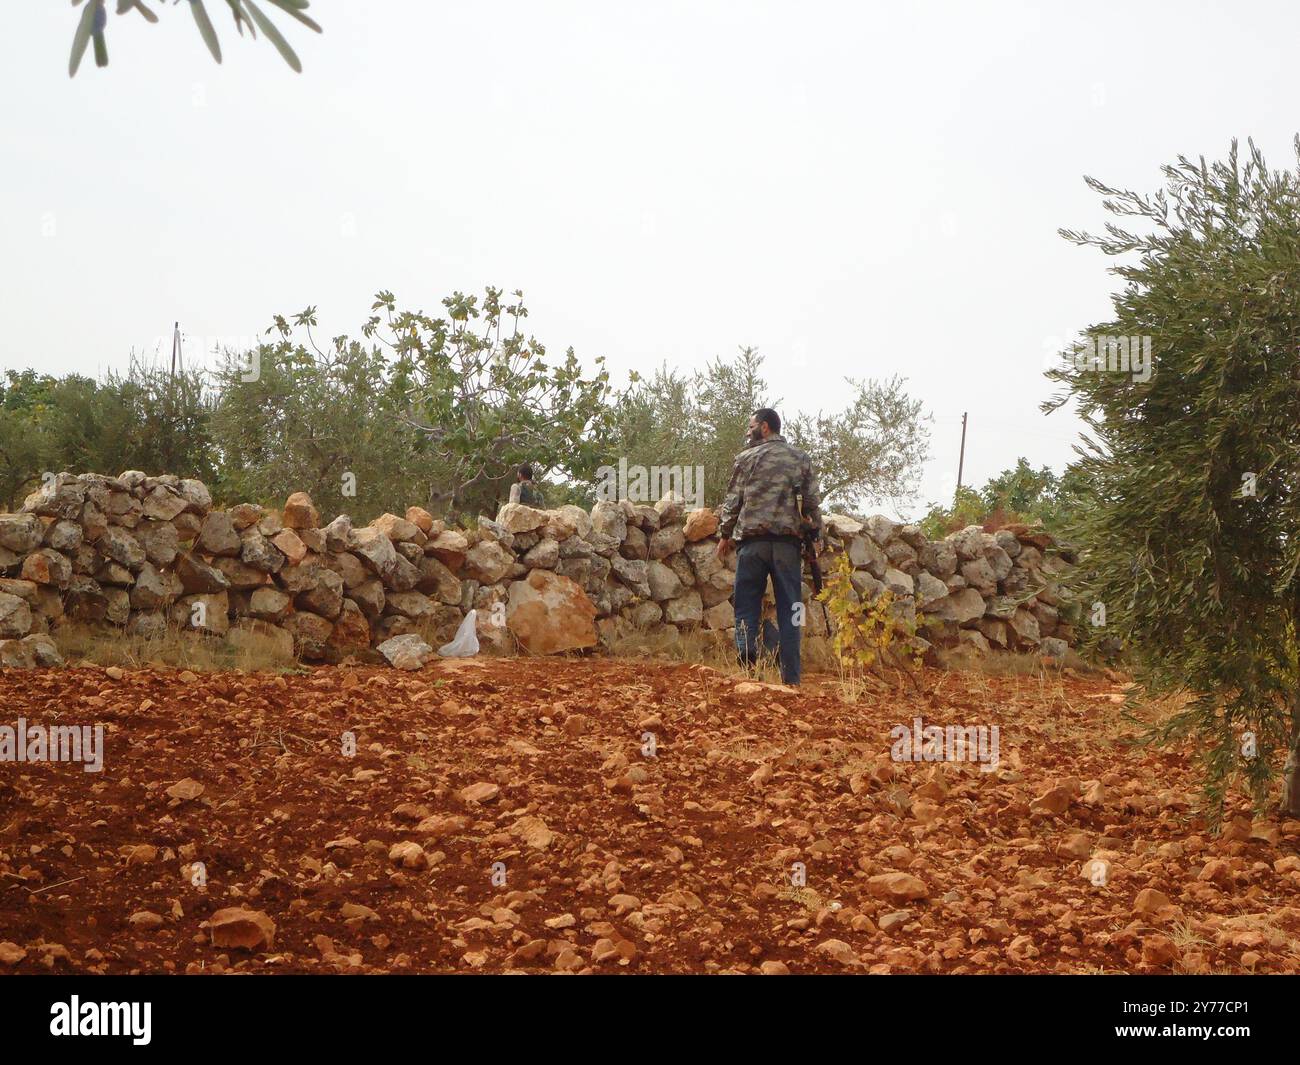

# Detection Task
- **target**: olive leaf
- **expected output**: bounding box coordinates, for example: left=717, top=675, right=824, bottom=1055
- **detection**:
left=68, top=0, right=321, bottom=75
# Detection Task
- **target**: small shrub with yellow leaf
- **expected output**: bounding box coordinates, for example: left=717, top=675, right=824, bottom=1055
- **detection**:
left=816, top=550, right=923, bottom=689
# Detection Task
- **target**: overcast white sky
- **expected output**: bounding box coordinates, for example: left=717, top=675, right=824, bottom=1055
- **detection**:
left=3, top=1, right=1297, bottom=518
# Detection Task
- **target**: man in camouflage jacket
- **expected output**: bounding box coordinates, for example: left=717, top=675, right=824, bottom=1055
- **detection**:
left=716, top=408, right=822, bottom=685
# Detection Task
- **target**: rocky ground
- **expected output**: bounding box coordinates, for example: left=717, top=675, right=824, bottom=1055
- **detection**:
left=1, top=657, right=1297, bottom=975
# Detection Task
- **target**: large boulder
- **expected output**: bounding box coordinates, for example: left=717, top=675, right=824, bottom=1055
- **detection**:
left=523, top=538, right=560, bottom=570
left=590, top=501, right=628, bottom=541
left=646, top=560, right=684, bottom=602
left=138, top=520, right=180, bottom=567
left=924, top=586, right=986, bottom=625
left=171, top=592, right=230, bottom=636
left=249, top=586, right=292, bottom=622
left=960, top=556, right=998, bottom=596
left=648, top=526, right=686, bottom=560
left=822, top=513, right=863, bottom=539
left=321, top=514, right=352, bottom=552
left=427, top=529, right=469, bottom=571
left=327, top=599, right=372, bottom=653
left=98, top=527, right=146, bottom=570
left=683, top=508, right=720, bottom=542
left=0, top=634, right=59, bottom=668
left=506, top=570, right=598, bottom=655
left=463, top=540, right=514, bottom=585
left=654, top=492, right=685, bottom=525
left=179, top=478, right=213, bottom=514
left=45, top=520, right=83, bottom=553
left=702, top=599, right=735, bottom=630
left=283, top=492, right=320, bottom=530
left=271, top=529, right=308, bottom=566
left=609, top=556, right=651, bottom=598
left=620, top=526, right=648, bottom=561
left=349, top=527, right=399, bottom=580
left=865, top=515, right=898, bottom=546
left=21, top=549, right=71, bottom=588
left=405, top=506, right=434, bottom=534
left=385, top=590, right=437, bottom=620
left=377, top=633, right=434, bottom=670
left=918, top=539, right=958, bottom=579
left=1009, top=607, right=1042, bottom=647
left=175, top=553, right=230, bottom=595
left=283, top=611, right=333, bottom=659
left=228, top=503, right=264, bottom=530
left=0, top=593, right=32, bottom=638
left=847, top=536, right=888, bottom=577
left=196, top=512, right=242, bottom=557
left=296, top=568, right=345, bottom=619
left=65, top=576, right=108, bottom=621
left=664, top=591, right=704, bottom=626
left=949, top=525, right=990, bottom=561
left=240, top=531, right=285, bottom=574
left=915, top=571, right=949, bottom=610
left=554, top=505, right=592, bottom=540
left=496, top=503, right=549, bottom=535
left=416, top=556, right=462, bottom=605
left=22, top=478, right=86, bottom=520
left=130, top=562, right=181, bottom=610
left=348, top=579, right=385, bottom=620
left=684, top=541, right=733, bottom=596
left=0, top=513, right=44, bottom=554
left=141, top=484, right=188, bottom=522
left=371, top=512, right=420, bottom=543
left=211, top=556, right=267, bottom=591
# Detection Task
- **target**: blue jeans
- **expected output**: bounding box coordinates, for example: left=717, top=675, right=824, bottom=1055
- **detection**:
left=733, top=538, right=804, bottom=686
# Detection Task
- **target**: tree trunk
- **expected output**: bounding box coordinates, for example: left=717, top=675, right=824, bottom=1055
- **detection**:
left=1284, top=711, right=1300, bottom=817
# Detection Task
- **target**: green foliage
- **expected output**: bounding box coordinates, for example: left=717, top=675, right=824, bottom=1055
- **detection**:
left=606, top=347, right=768, bottom=507
left=786, top=376, right=931, bottom=512
left=69, top=0, right=321, bottom=77
left=0, top=363, right=213, bottom=509
left=919, top=458, right=1092, bottom=539
left=607, top=347, right=930, bottom=510
left=1044, top=137, right=1300, bottom=815
left=817, top=551, right=923, bottom=678
left=1, top=289, right=929, bottom=538
left=919, top=485, right=988, bottom=540
left=207, top=329, right=427, bottom=521
left=366, top=287, right=615, bottom=517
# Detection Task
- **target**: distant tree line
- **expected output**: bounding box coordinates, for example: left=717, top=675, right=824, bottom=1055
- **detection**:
left=0, top=288, right=932, bottom=524
left=918, top=458, right=1091, bottom=540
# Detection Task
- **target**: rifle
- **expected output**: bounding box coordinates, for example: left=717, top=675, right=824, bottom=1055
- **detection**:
left=796, top=489, right=822, bottom=594
left=802, top=527, right=822, bottom=595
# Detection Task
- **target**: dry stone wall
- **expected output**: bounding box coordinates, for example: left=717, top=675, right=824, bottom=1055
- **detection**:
left=0, top=472, right=1075, bottom=667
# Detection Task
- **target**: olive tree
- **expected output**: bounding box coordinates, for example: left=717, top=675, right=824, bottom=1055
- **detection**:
left=1046, top=137, right=1300, bottom=817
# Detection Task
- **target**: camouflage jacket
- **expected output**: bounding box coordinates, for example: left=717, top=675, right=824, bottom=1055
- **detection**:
left=510, top=481, right=545, bottom=508
left=717, top=434, right=822, bottom=541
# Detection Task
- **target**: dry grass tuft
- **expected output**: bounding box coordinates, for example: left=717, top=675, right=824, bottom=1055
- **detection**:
left=52, top=621, right=301, bottom=674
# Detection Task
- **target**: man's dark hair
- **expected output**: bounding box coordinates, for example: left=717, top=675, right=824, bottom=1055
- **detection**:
left=518, top=464, right=533, bottom=480
left=752, top=408, right=781, bottom=434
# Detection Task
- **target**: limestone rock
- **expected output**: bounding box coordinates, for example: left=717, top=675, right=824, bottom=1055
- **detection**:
left=506, top=569, right=597, bottom=655
left=209, top=907, right=276, bottom=951
left=377, top=633, right=434, bottom=670
left=283, top=492, right=320, bottom=530
left=683, top=508, right=719, bottom=542
left=463, top=539, right=514, bottom=585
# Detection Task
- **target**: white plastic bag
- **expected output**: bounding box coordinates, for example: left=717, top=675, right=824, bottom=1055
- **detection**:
left=437, top=610, right=480, bottom=658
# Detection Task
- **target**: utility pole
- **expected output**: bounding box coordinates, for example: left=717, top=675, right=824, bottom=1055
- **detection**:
left=170, top=321, right=183, bottom=378
left=956, top=411, right=968, bottom=496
